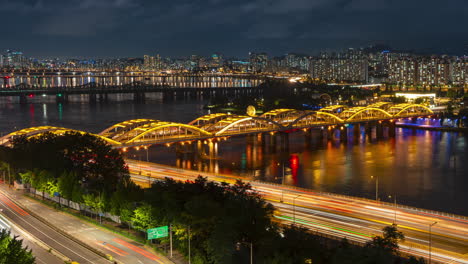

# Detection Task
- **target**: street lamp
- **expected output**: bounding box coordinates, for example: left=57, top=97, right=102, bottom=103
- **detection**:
left=371, top=175, right=378, bottom=201
left=429, top=221, right=437, bottom=264
left=277, top=162, right=285, bottom=203
left=388, top=195, right=397, bottom=224
left=293, top=194, right=302, bottom=224
left=144, top=146, right=149, bottom=162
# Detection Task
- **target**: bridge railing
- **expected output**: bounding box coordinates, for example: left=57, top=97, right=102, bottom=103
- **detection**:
left=252, top=180, right=468, bottom=221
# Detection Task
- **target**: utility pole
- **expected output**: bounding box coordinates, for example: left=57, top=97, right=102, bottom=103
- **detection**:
left=144, top=146, right=149, bottom=162
left=281, top=163, right=284, bottom=203
left=371, top=175, right=378, bottom=201
left=388, top=195, right=397, bottom=224
left=7, top=163, right=10, bottom=187
left=250, top=242, right=253, bottom=264
left=188, top=226, right=191, bottom=264
left=429, top=221, right=437, bottom=264
left=169, top=224, right=173, bottom=258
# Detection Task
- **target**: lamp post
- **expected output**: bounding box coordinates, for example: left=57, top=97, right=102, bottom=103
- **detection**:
left=278, top=162, right=285, bottom=203
left=371, top=175, right=378, bottom=201
left=429, top=221, right=437, bottom=264
left=188, top=225, right=191, bottom=264
left=144, top=146, right=149, bottom=162
left=388, top=195, right=397, bottom=224
left=250, top=242, right=253, bottom=264
left=293, top=194, right=301, bottom=224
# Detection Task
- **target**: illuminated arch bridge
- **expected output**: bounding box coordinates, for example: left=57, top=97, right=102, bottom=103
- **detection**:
left=0, top=104, right=434, bottom=148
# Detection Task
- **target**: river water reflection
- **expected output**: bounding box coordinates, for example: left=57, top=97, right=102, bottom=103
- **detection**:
left=0, top=98, right=466, bottom=215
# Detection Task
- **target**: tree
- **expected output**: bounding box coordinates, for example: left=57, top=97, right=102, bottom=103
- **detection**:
left=414, top=97, right=425, bottom=104
left=0, top=229, right=35, bottom=264
left=392, top=96, right=407, bottom=104
left=131, top=203, right=156, bottom=232
left=367, top=224, right=405, bottom=253
left=406, top=256, right=426, bottom=264
left=10, top=132, right=128, bottom=195
left=57, top=171, right=79, bottom=206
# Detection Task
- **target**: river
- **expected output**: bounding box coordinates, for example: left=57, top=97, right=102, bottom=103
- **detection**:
left=0, top=97, right=466, bottom=215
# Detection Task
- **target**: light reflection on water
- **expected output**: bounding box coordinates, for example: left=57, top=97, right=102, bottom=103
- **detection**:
left=0, top=99, right=466, bottom=215
left=146, top=126, right=467, bottom=215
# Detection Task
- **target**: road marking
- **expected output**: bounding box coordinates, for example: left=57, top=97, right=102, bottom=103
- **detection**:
left=112, top=238, right=162, bottom=263
left=0, top=192, right=100, bottom=264
left=0, top=193, right=29, bottom=216
left=96, top=241, right=128, bottom=257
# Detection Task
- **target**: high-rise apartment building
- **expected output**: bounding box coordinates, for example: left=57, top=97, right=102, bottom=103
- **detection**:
left=249, top=52, right=268, bottom=72
left=5, top=50, right=25, bottom=68
left=451, top=57, right=467, bottom=87
left=310, top=50, right=368, bottom=82
left=143, top=54, right=162, bottom=71
left=388, top=55, right=466, bottom=87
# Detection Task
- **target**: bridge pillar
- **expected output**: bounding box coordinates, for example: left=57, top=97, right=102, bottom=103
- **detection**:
left=388, top=121, right=396, bottom=137
left=279, top=132, right=289, bottom=151
left=376, top=122, right=384, bottom=139
left=207, top=140, right=218, bottom=159
left=353, top=124, right=361, bottom=142
left=339, top=126, right=348, bottom=142
left=364, top=123, right=372, bottom=140
left=318, top=128, right=324, bottom=141
left=327, top=126, right=334, bottom=141
left=304, top=129, right=312, bottom=146
left=266, top=133, right=276, bottom=153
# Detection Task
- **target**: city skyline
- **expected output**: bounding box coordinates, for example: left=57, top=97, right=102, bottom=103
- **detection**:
left=1, top=0, right=467, bottom=57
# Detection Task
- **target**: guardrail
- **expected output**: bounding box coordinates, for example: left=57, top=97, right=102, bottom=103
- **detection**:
left=252, top=180, right=468, bottom=221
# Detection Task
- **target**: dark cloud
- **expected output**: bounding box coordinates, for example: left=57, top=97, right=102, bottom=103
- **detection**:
left=0, top=0, right=466, bottom=57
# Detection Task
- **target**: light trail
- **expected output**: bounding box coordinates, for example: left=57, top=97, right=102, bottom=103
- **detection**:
left=127, top=160, right=468, bottom=264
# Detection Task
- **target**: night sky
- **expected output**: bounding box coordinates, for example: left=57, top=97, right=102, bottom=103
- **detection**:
left=1, top=0, right=467, bottom=58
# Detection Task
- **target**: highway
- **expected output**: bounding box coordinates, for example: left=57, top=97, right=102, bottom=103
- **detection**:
left=0, top=185, right=173, bottom=264
left=127, top=159, right=468, bottom=264
left=0, top=188, right=109, bottom=264
left=0, top=214, right=63, bottom=264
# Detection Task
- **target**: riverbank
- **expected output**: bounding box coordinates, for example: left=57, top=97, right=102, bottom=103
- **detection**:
left=396, top=123, right=468, bottom=132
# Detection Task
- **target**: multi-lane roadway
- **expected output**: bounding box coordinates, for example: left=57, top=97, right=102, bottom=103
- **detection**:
left=127, top=159, right=468, bottom=264
left=0, top=184, right=173, bottom=264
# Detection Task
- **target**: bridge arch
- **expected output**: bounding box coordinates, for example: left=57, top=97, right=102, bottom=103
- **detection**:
left=99, top=119, right=159, bottom=139
left=345, top=108, right=392, bottom=122
left=188, top=113, right=232, bottom=127
left=393, top=104, right=433, bottom=117
left=214, top=117, right=284, bottom=136
left=124, top=123, right=212, bottom=144
left=0, top=126, right=120, bottom=146
left=288, top=111, right=344, bottom=128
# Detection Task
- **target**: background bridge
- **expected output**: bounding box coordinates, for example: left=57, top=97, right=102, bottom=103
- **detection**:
left=0, top=103, right=434, bottom=148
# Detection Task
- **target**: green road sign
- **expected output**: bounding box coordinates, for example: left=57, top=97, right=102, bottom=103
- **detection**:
left=147, top=226, right=168, bottom=240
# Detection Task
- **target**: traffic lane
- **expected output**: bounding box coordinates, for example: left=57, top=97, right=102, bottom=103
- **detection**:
left=10, top=188, right=169, bottom=264
left=130, top=168, right=468, bottom=243
left=132, top=168, right=468, bottom=244
left=129, top=164, right=468, bottom=261
left=270, top=196, right=468, bottom=255
left=0, top=214, right=63, bottom=264
left=4, top=186, right=172, bottom=263
left=130, top=159, right=468, bottom=226
left=278, top=210, right=467, bottom=264
left=0, top=193, right=109, bottom=264
left=10, top=225, right=64, bottom=264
